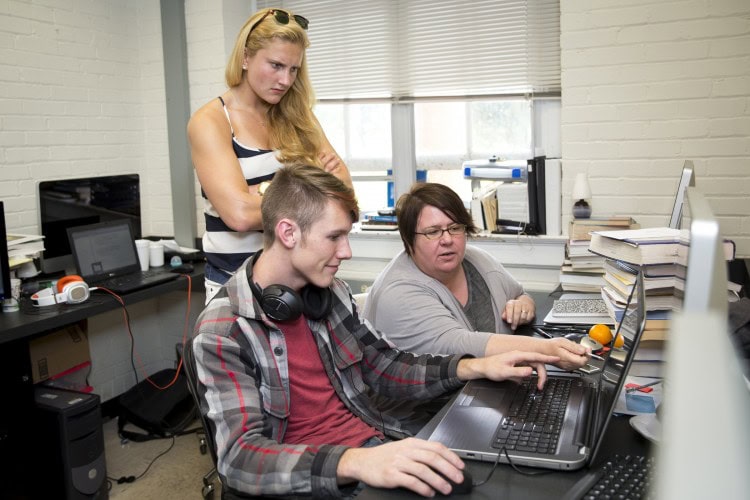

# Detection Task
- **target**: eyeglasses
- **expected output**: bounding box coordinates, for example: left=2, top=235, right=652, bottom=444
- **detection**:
left=249, top=9, right=309, bottom=36
left=415, top=224, right=467, bottom=240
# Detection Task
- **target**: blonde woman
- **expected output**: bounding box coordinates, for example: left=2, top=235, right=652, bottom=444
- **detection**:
left=188, top=8, right=351, bottom=302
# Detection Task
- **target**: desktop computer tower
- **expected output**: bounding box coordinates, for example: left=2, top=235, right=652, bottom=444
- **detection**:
left=33, top=387, right=108, bottom=499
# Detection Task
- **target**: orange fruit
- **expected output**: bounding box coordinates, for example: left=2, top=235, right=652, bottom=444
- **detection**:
left=588, top=324, right=613, bottom=346
left=613, top=333, right=625, bottom=348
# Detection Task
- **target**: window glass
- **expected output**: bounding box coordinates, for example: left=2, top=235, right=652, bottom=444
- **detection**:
left=317, top=98, right=535, bottom=215
left=469, top=100, right=532, bottom=159
left=415, top=99, right=532, bottom=165
left=352, top=173, right=389, bottom=214
left=349, top=104, right=391, bottom=161
left=316, top=102, right=391, bottom=171
left=415, top=101, right=465, bottom=156
left=314, top=104, right=345, bottom=155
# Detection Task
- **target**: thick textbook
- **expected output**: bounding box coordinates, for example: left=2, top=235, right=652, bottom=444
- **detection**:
left=568, top=216, right=639, bottom=241
left=589, top=228, right=688, bottom=265
left=589, top=227, right=735, bottom=266
left=603, top=260, right=685, bottom=296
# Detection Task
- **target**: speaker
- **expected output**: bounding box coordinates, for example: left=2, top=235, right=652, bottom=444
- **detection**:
left=245, top=251, right=332, bottom=321
left=31, top=276, right=90, bottom=307
left=33, top=387, right=108, bottom=499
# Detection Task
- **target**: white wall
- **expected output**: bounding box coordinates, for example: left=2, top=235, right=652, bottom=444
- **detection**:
left=87, top=290, right=204, bottom=402
left=0, top=0, right=171, bottom=237
left=3, top=1, right=747, bottom=256
left=185, top=0, right=254, bottom=237
left=0, top=0, right=192, bottom=402
left=560, top=0, right=750, bottom=256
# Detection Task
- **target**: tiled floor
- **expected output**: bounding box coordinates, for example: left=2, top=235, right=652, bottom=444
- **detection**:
left=104, top=416, right=218, bottom=499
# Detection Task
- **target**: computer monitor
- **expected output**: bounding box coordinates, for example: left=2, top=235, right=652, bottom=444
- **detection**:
left=0, top=201, right=12, bottom=303
left=37, top=175, right=141, bottom=275
left=654, top=186, right=750, bottom=499
left=667, top=160, right=695, bottom=229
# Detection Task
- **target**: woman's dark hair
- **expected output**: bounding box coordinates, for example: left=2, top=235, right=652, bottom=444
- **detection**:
left=395, top=183, right=478, bottom=256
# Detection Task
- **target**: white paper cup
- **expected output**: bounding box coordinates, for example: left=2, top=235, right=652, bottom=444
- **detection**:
left=10, top=278, right=21, bottom=301
left=149, top=242, right=164, bottom=267
left=134, top=239, right=150, bottom=271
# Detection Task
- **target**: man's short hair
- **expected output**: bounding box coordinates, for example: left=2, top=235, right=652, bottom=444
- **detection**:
left=261, top=165, right=359, bottom=247
left=396, top=183, right=478, bottom=256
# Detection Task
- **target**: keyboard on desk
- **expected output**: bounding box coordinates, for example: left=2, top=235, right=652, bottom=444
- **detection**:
left=564, top=454, right=656, bottom=500
left=93, top=269, right=178, bottom=294
left=493, top=377, right=572, bottom=455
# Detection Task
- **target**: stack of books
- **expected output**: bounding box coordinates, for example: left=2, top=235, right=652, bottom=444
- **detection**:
left=601, top=259, right=680, bottom=342
left=588, top=226, right=735, bottom=267
left=470, top=185, right=499, bottom=233
left=559, top=216, right=638, bottom=293
left=592, top=227, right=739, bottom=342
left=7, top=233, right=45, bottom=268
left=568, top=216, right=639, bottom=242
left=360, top=213, right=398, bottom=231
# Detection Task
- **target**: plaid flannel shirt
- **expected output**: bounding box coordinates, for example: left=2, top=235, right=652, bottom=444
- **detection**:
left=192, top=259, right=465, bottom=498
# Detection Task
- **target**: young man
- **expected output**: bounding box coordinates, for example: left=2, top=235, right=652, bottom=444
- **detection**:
left=192, top=165, right=558, bottom=498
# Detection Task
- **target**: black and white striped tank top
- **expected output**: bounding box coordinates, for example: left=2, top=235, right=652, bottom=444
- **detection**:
left=201, top=96, right=283, bottom=282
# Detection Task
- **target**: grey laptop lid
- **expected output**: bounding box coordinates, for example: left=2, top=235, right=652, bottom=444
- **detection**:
left=67, top=220, right=141, bottom=281
left=586, top=265, right=646, bottom=466
left=426, top=269, right=647, bottom=470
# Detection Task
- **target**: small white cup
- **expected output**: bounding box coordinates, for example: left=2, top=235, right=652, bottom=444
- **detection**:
left=149, top=242, right=164, bottom=268
left=10, top=278, right=21, bottom=301
left=134, top=239, right=150, bottom=271
left=2, top=298, right=19, bottom=312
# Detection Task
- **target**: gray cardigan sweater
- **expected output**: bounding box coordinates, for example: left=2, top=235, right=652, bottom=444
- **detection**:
left=363, top=245, right=525, bottom=358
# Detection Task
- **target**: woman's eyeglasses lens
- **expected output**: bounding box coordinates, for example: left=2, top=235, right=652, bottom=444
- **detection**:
left=420, top=224, right=466, bottom=240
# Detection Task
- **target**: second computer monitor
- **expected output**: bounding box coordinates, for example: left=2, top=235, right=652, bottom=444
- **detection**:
left=668, top=160, right=695, bottom=229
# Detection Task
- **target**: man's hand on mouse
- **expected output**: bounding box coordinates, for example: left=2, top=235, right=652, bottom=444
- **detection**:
left=336, top=437, right=466, bottom=496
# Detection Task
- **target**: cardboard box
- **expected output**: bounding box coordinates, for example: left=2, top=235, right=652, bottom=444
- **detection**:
left=29, top=323, right=91, bottom=383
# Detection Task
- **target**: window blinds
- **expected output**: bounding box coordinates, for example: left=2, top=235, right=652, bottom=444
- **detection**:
left=261, top=0, right=561, bottom=100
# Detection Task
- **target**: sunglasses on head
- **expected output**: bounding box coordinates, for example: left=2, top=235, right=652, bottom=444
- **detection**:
left=249, top=9, right=309, bottom=36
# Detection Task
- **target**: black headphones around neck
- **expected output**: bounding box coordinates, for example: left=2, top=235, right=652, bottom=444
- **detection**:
left=245, top=251, right=333, bottom=321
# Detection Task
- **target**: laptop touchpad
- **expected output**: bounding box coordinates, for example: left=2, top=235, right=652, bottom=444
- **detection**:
left=456, top=386, right=509, bottom=408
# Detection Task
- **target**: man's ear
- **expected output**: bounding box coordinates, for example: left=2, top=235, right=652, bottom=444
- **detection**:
left=276, top=219, right=298, bottom=248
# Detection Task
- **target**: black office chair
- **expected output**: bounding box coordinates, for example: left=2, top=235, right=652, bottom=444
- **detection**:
left=181, top=338, right=220, bottom=499
left=182, top=338, right=268, bottom=500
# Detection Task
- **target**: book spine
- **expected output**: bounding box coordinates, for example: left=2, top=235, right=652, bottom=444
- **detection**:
left=365, top=215, right=398, bottom=223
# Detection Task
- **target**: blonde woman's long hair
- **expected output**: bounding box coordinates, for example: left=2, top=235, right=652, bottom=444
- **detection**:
left=226, top=9, right=323, bottom=167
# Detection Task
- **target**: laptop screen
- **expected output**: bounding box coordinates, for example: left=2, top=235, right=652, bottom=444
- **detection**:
left=67, top=220, right=140, bottom=280
left=588, top=265, right=646, bottom=463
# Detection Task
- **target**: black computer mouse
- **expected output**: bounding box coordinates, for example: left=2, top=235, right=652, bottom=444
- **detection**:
left=438, top=469, right=473, bottom=496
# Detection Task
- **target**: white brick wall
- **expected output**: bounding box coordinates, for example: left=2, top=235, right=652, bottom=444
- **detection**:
left=2, top=0, right=747, bottom=253
left=185, top=0, right=254, bottom=236
left=561, top=0, right=750, bottom=257
left=0, top=0, right=169, bottom=236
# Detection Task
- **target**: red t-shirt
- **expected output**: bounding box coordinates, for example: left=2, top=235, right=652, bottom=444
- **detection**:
left=280, top=315, right=382, bottom=446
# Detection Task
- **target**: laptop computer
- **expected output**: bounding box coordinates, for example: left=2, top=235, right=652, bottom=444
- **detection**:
left=426, top=267, right=647, bottom=471
left=67, top=220, right=179, bottom=294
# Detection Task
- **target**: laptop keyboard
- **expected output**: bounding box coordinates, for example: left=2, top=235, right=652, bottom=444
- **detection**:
left=492, top=377, right=573, bottom=454
left=564, top=454, right=656, bottom=500
left=95, top=269, right=172, bottom=291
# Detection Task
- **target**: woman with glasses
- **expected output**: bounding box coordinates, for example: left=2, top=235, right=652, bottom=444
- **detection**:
left=188, top=8, right=352, bottom=303
left=364, top=183, right=588, bottom=371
